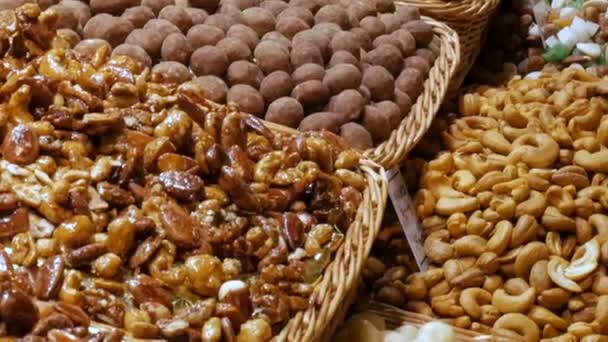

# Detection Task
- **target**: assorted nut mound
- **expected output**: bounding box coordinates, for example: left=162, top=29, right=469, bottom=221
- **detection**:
left=24, top=0, right=436, bottom=150
left=365, top=69, right=608, bottom=341
left=0, top=5, right=366, bottom=341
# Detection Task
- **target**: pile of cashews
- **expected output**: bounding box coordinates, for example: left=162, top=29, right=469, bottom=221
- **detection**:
left=374, top=68, right=608, bottom=342
left=335, top=312, right=456, bottom=342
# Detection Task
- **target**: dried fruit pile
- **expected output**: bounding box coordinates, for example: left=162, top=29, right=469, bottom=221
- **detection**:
left=0, top=5, right=365, bottom=341
left=364, top=69, right=608, bottom=341
left=8, top=0, right=437, bottom=150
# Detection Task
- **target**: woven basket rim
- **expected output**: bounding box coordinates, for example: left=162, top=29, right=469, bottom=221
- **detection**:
left=397, top=0, right=499, bottom=18
left=275, top=159, right=388, bottom=341
left=362, top=301, right=519, bottom=342
left=362, top=15, right=460, bottom=168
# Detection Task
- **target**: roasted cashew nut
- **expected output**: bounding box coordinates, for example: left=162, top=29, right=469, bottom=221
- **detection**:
left=491, top=287, right=536, bottom=314
left=564, top=238, right=599, bottom=281
left=589, top=214, right=608, bottom=244
left=515, top=190, right=547, bottom=218
left=487, top=220, right=512, bottom=255
left=509, top=133, right=560, bottom=168
left=459, top=288, right=492, bottom=320
left=574, top=150, right=608, bottom=173
left=528, top=305, right=569, bottom=331
left=480, top=129, right=512, bottom=155
left=452, top=170, right=477, bottom=194
left=493, top=313, right=540, bottom=341
left=514, top=241, right=549, bottom=279
left=548, top=256, right=583, bottom=293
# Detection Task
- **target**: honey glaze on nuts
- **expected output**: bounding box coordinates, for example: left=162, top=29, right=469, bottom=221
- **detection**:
left=0, top=4, right=364, bottom=341
left=367, top=69, right=608, bottom=341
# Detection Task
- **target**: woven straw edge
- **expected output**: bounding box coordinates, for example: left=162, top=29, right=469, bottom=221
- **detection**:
left=362, top=301, right=519, bottom=342
left=362, top=15, right=460, bottom=168
left=274, top=158, right=388, bottom=341
left=396, top=0, right=500, bottom=96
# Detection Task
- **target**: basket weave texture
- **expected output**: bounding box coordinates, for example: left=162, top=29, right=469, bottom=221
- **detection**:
left=363, top=301, right=516, bottom=342
left=397, top=0, right=499, bottom=97
left=265, top=144, right=388, bottom=341
left=364, top=14, right=460, bottom=169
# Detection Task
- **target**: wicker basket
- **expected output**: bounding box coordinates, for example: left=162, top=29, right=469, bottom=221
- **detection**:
left=263, top=125, right=388, bottom=341
left=397, top=0, right=500, bottom=97
left=361, top=301, right=517, bottom=342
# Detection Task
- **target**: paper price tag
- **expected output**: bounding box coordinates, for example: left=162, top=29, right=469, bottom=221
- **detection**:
left=386, top=166, right=429, bottom=272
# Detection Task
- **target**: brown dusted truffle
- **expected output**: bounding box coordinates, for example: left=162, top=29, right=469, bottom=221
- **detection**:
left=254, top=40, right=291, bottom=74
left=314, top=4, right=349, bottom=29
left=159, top=5, right=193, bottom=33
left=291, top=42, right=324, bottom=68
left=90, top=0, right=139, bottom=15
left=349, top=27, right=372, bottom=51
left=372, top=34, right=400, bottom=50
left=122, top=6, right=155, bottom=28
left=143, top=19, right=181, bottom=40
left=113, top=43, right=152, bottom=69
left=227, top=84, right=265, bottom=116
left=291, top=80, right=330, bottom=108
left=292, top=63, right=325, bottom=85
left=360, top=16, right=385, bottom=39
left=293, top=29, right=330, bottom=61
left=185, top=8, right=208, bottom=25
left=364, top=44, right=403, bottom=76
left=161, top=33, right=193, bottom=64
left=226, top=24, right=259, bottom=50
left=323, top=64, right=361, bottom=94
left=415, top=48, right=437, bottom=65
left=375, top=101, right=402, bottom=129
left=361, top=65, right=394, bottom=101
left=276, top=16, right=310, bottom=39
left=328, top=89, right=365, bottom=120
left=242, top=7, right=276, bottom=37
left=204, top=14, right=237, bottom=33
left=395, top=68, right=424, bottom=99
left=312, top=22, right=342, bottom=41
left=193, top=76, right=228, bottom=103
left=260, top=71, right=293, bottom=103
left=261, top=31, right=292, bottom=51
left=288, top=0, right=319, bottom=14
left=265, top=97, right=304, bottom=128
left=141, top=0, right=175, bottom=15
left=216, top=37, right=252, bottom=62
left=125, top=29, right=164, bottom=58
left=190, top=46, right=229, bottom=76
left=330, top=31, right=360, bottom=58
left=299, top=112, right=346, bottom=132
left=226, top=61, right=264, bottom=88
left=373, top=0, right=394, bottom=13
left=378, top=13, right=401, bottom=32
left=392, top=29, right=416, bottom=57
left=404, top=55, right=431, bottom=76
left=59, top=0, right=91, bottom=29
left=277, top=6, right=314, bottom=26
left=346, top=0, right=375, bottom=23
left=222, top=0, right=257, bottom=10
left=83, top=14, right=134, bottom=47
left=362, top=105, right=391, bottom=143
left=328, top=51, right=359, bottom=68
left=403, top=20, right=434, bottom=47
left=187, top=24, right=225, bottom=48
left=151, top=61, right=193, bottom=85
left=260, top=0, right=289, bottom=17
left=394, top=89, right=413, bottom=115
left=340, top=122, right=373, bottom=149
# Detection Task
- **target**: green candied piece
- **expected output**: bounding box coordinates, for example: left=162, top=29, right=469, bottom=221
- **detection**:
left=596, top=54, right=607, bottom=65
left=302, top=249, right=331, bottom=283
left=568, top=0, right=584, bottom=11
left=543, top=43, right=571, bottom=63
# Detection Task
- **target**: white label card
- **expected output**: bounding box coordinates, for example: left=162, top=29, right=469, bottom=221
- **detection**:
left=386, top=166, right=429, bottom=272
